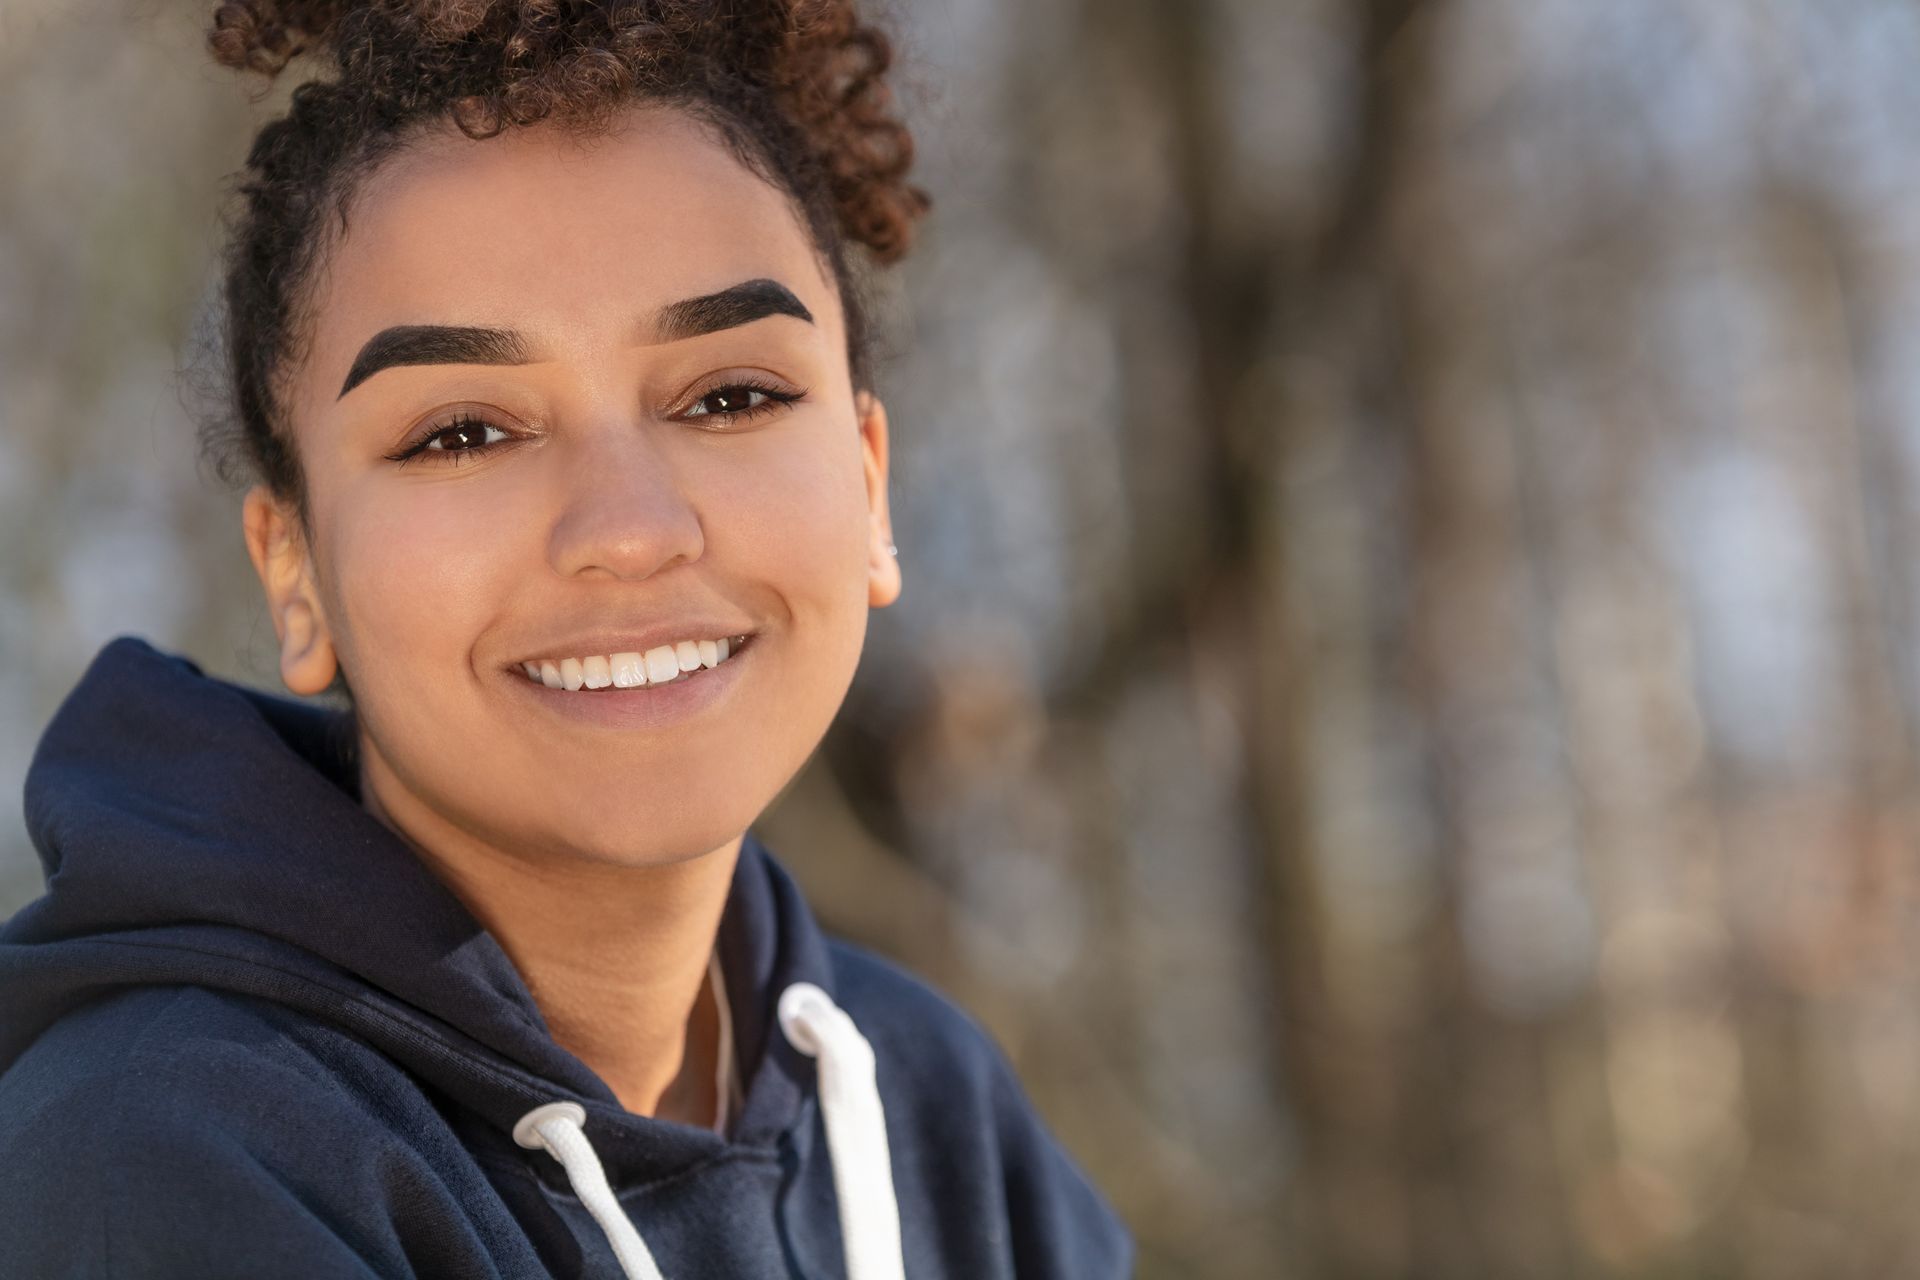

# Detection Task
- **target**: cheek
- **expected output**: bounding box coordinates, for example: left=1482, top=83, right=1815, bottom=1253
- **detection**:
left=325, top=483, right=509, bottom=681
left=722, top=424, right=872, bottom=610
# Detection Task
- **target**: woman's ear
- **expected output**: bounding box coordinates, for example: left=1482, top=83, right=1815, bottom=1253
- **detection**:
left=241, top=484, right=340, bottom=697
left=856, top=389, right=902, bottom=608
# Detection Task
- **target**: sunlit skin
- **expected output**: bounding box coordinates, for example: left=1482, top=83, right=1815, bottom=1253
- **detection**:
left=240, top=102, right=902, bottom=1125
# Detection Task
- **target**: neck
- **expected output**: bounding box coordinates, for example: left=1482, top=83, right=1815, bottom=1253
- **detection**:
left=357, top=745, right=739, bottom=1126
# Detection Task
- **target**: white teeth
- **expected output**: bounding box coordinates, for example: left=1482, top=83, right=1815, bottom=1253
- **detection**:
left=644, top=645, right=679, bottom=683
left=522, top=634, right=750, bottom=690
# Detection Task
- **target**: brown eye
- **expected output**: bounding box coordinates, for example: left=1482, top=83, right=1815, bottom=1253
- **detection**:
left=385, top=413, right=515, bottom=468
left=691, top=386, right=767, bottom=416
left=423, top=419, right=507, bottom=453
left=681, top=379, right=804, bottom=424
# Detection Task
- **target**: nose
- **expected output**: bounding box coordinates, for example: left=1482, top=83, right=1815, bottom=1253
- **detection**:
left=545, top=418, right=706, bottom=581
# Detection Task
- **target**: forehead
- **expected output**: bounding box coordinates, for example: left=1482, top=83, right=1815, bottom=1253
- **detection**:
left=298, top=104, right=832, bottom=400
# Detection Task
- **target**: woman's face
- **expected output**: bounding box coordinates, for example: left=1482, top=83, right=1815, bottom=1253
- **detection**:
left=243, top=103, right=901, bottom=867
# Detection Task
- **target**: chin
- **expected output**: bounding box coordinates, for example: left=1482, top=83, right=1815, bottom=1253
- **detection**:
left=546, top=795, right=755, bottom=866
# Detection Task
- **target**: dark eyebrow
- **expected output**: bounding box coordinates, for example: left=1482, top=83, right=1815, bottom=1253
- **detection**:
left=653, top=277, right=814, bottom=345
left=337, top=326, right=532, bottom=402
left=336, top=277, right=814, bottom=400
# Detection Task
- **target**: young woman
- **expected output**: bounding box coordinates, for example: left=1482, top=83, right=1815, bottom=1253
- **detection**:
left=0, top=2, right=1134, bottom=1276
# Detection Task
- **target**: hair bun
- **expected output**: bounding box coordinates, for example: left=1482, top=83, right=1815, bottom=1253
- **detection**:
left=207, top=0, right=351, bottom=78
left=774, top=0, right=929, bottom=263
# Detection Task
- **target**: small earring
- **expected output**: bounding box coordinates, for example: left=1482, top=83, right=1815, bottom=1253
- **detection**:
left=886, top=542, right=898, bottom=557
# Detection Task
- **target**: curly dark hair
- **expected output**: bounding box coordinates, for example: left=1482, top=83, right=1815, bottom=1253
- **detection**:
left=196, top=0, right=931, bottom=549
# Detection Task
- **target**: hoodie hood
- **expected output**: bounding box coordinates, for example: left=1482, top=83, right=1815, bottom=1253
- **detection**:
left=1, top=633, right=840, bottom=1188
left=1, top=634, right=1136, bottom=1280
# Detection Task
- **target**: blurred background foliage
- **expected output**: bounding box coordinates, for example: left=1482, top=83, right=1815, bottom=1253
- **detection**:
left=6, top=0, right=1920, bottom=1276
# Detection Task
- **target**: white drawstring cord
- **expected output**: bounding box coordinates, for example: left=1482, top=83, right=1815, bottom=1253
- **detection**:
left=511, top=982, right=905, bottom=1280
left=777, top=981, right=907, bottom=1280
left=512, top=1101, right=666, bottom=1280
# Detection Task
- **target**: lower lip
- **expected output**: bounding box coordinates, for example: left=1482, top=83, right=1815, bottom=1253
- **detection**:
left=503, top=636, right=757, bottom=730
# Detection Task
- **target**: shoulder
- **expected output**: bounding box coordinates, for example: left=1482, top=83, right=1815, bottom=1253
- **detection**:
left=0, top=983, right=428, bottom=1188
left=825, top=935, right=1065, bottom=1146
left=824, top=936, right=1015, bottom=1096
left=3, top=983, right=411, bottom=1125
left=822, top=938, right=1137, bottom=1277
left=0, top=987, right=459, bottom=1279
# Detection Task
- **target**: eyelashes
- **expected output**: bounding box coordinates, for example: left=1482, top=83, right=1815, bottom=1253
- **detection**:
left=385, top=413, right=511, bottom=468
left=382, top=376, right=808, bottom=469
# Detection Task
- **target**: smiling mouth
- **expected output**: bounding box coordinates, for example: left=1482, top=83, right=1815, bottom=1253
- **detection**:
left=513, top=633, right=756, bottom=692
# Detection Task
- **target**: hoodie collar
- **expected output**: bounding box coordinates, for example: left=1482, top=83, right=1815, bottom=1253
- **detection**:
left=2, top=634, right=834, bottom=1182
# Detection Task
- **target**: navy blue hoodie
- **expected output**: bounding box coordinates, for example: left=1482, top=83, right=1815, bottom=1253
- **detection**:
left=0, top=636, right=1134, bottom=1278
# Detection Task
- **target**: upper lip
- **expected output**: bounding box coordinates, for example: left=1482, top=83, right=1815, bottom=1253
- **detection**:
left=505, top=620, right=759, bottom=668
